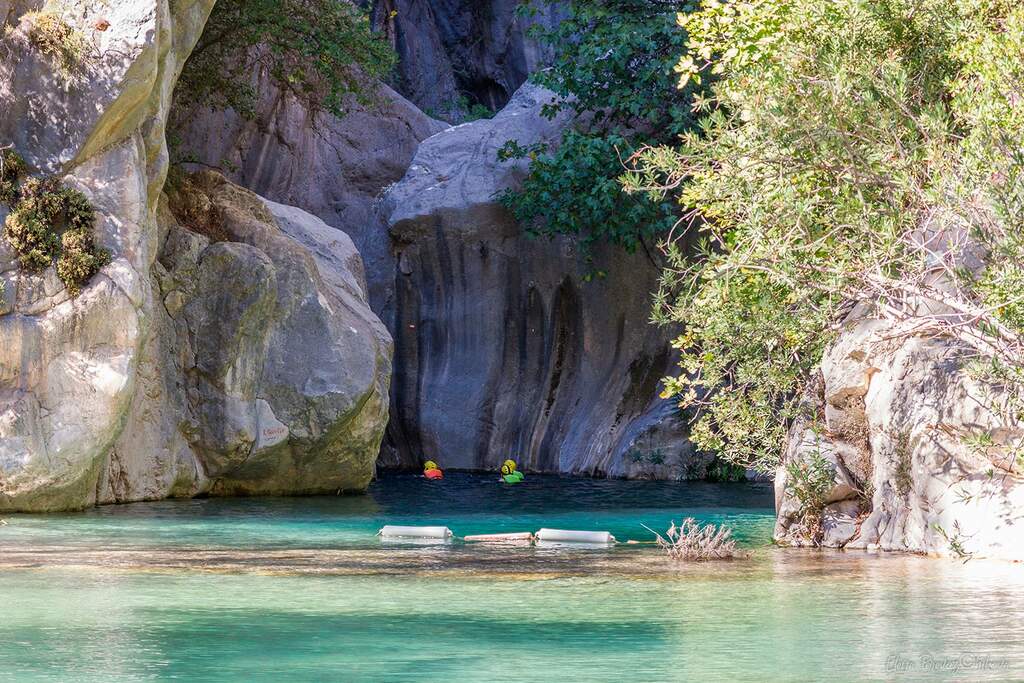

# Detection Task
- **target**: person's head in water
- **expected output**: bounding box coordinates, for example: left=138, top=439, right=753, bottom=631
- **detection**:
left=424, top=460, right=438, bottom=471
left=502, top=459, right=516, bottom=473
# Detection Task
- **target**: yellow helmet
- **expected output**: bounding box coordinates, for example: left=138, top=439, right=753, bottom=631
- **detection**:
left=501, top=463, right=513, bottom=476
left=502, top=459, right=517, bottom=472
left=424, top=460, right=438, bottom=471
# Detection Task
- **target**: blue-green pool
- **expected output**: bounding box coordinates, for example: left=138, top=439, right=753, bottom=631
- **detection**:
left=0, top=473, right=1021, bottom=682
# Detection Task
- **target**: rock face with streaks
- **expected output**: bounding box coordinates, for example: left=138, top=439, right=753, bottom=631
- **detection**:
left=381, top=84, right=703, bottom=477
left=367, top=0, right=570, bottom=119
left=177, top=64, right=707, bottom=480
left=0, top=1, right=391, bottom=510
left=774, top=321, right=1024, bottom=561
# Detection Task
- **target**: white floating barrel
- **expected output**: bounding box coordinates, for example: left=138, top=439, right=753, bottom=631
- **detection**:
left=535, top=528, right=616, bottom=544
left=379, top=525, right=453, bottom=539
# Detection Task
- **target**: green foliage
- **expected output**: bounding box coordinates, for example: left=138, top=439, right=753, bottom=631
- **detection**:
left=785, top=449, right=834, bottom=518
left=499, top=0, right=697, bottom=251
left=637, top=0, right=1024, bottom=472
left=628, top=447, right=667, bottom=466
left=3, top=171, right=109, bottom=296
left=422, top=95, right=495, bottom=123
left=0, top=148, right=27, bottom=205
left=57, top=227, right=109, bottom=297
left=706, top=458, right=747, bottom=482
left=893, top=431, right=913, bottom=498
left=500, top=130, right=678, bottom=252
left=933, top=521, right=974, bottom=562
left=21, top=7, right=91, bottom=82
left=176, top=0, right=396, bottom=119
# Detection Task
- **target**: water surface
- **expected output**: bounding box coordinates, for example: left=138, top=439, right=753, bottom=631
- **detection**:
left=0, top=473, right=1020, bottom=682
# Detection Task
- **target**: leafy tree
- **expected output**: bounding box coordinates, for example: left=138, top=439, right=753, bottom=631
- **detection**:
left=499, top=0, right=697, bottom=253
left=175, top=0, right=396, bottom=119
left=629, top=0, right=1024, bottom=472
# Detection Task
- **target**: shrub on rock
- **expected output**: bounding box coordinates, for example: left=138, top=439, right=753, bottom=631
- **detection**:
left=2, top=165, right=109, bottom=295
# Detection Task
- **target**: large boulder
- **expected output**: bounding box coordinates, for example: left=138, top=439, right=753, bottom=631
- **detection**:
left=0, top=1, right=391, bottom=510
left=775, top=320, right=1024, bottom=560
left=382, top=83, right=702, bottom=477
left=100, top=172, right=392, bottom=501
left=171, top=74, right=445, bottom=325
left=0, top=0, right=215, bottom=511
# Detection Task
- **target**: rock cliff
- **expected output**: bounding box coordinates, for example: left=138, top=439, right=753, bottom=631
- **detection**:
left=367, top=0, right=569, bottom=120
left=774, top=321, right=1024, bottom=561
left=0, top=1, right=390, bottom=510
left=179, top=74, right=706, bottom=479
left=170, top=75, right=445, bottom=320
left=382, top=84, right=703, bottom=476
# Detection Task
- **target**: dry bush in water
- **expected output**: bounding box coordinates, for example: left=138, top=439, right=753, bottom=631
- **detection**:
left=645, top=518, right=742, bottom=561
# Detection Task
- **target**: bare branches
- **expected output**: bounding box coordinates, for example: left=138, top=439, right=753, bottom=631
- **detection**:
left=643, top=519, right=743, bottom=561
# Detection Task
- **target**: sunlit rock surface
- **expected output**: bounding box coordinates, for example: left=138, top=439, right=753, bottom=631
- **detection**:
left=775, top=321, right=1024, bottom=561
left=178, top=64, right=704, bottom=478
left=171, top=77, right=445, bottom=318
left=0, top=0, right=214, bottom=510
left=0, top=2, right=390, bottom=510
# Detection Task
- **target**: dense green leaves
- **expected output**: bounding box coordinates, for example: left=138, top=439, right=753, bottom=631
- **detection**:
left=523, top=0, right=694, bottom=133
left=499, top=130, right=677, bottom=253
left=3, top=174, right=109, bottom=296
left=499, top=0, right=697, bottom=252
left=641, top=0, right=1024, bottom=472
left=176, top=0, right=396, bottom=119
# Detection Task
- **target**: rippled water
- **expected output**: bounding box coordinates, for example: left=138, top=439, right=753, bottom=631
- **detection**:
left=0, top=473, right=1021, bottom=682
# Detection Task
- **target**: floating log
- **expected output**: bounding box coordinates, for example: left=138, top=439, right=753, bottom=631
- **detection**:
left=535, top=528, right=616, bottom=544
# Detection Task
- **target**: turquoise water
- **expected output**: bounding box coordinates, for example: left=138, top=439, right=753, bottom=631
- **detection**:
left=0, top=473, right=1022, bottom=682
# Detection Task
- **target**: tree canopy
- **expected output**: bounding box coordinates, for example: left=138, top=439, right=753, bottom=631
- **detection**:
left=632, top=0, right=1024, bottom=471
left=176, top=0, right=396, bottom=119
left=498, top=0, right=698, bottom=254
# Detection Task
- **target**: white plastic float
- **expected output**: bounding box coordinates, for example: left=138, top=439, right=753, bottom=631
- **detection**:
left=463, top=532, right=535, bottom=544
left=535, top=528, right=616, bottom=544
left=378, top=525, right=453, bottom=540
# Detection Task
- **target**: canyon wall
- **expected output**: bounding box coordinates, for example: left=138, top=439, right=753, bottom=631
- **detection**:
left=178, top=74, right=706, bottom=479
left=382, top=84, right=701, bottom=476
left=367, top=0, right=569, bottom=119
left=0, top=1, right=391, bottom=510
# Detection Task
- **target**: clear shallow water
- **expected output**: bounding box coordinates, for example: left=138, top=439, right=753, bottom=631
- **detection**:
left=0, top=473, right=1022, bottom=682
left=0, top=473, right=776, bottom=552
